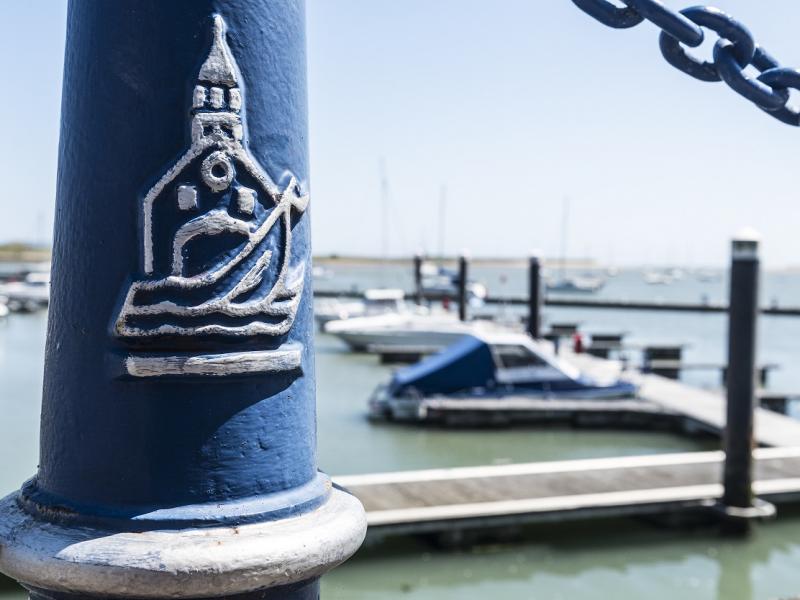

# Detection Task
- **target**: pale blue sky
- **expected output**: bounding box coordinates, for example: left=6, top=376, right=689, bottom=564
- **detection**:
left=3, top=1, right=800, bottom=266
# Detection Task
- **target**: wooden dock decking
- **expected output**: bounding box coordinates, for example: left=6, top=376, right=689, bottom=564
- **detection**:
left=335, top=448, right=800, bottom=537
left=564, top=350, right=800, bottom=447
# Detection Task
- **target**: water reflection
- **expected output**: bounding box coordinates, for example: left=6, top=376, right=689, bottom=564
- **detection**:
left=324, top=509, right=800, bottom=600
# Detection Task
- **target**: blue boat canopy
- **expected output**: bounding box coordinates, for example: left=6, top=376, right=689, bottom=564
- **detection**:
left=390, top=335, right=495, bottom=396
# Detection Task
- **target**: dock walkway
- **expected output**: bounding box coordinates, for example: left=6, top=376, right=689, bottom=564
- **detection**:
left=565, top=350, right=800, bottom=447
left=335, top=448, right=800, bottom=537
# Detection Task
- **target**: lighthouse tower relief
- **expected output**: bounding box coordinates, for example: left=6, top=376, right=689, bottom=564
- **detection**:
left=114, top=16, right=308, bottom=378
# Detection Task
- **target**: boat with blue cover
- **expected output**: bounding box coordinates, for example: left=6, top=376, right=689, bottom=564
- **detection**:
left=369, top=331, right=638, bottom=423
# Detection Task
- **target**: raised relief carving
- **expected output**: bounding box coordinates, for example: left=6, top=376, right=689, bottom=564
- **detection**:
left=115, top=16, right=307, bottom=377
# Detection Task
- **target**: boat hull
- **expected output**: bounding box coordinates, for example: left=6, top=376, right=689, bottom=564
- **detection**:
left=370, top=383, right=644, bottom=426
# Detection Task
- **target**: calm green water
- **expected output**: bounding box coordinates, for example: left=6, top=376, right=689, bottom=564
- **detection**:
left=323, top=513, right=800, bottom=600
left=2, top=266, right=800, bottom=599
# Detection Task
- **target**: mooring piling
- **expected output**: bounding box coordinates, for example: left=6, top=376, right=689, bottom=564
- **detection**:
left=643, top=345, right=684, bottom=380
left=413, top=253, right=423, bottom=305
left=458, top=252, right=469, bottom=321
left=527, top=253, right=542, bottom=339
left=0, top=3, right=365, bottom=599
left=718, top=229, right=775, bottom=532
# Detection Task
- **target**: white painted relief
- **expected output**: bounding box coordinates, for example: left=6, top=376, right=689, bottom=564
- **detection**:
left=114, top=15, right=308, bottom=377
left=125, top=345, right=302, bottom=378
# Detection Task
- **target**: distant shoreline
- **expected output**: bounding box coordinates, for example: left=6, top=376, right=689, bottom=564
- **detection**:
left=3, top=249, right=800, bottom=272
left=0, top=249, right=50, bottom=264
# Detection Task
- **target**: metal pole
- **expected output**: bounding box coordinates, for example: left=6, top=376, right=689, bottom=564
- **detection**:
left=458, top=253, right=468, bottom=322
left=527, top=254, right=542, bottom=338
left=719, top=229, right=773, bottom=532
left=413, top=253, right=423, bottom=305
left=0, top=3, right=365, bottom=599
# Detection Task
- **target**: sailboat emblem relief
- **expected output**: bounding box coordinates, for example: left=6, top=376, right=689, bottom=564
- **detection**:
left=114, top=16, right=308, bottom=378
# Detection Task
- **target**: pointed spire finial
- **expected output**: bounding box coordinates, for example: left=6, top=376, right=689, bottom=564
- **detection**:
left=198, top=15, right=238, bottom=87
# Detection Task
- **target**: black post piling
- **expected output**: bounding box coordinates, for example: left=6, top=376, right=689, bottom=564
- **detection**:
left=458, top=254, right=468, bottom=322
left=643, top=345, right=683, bottom=380
left=527, top=255, right=542, bottom=338
left=718, top=230, right=774, bottom=532
left=413, top=254, right=423, bottom=305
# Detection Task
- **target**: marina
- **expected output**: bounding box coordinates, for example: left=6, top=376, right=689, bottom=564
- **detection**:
left=5, top=1, right=800, bottom=598
left=3, top=263, right=800, bottom=599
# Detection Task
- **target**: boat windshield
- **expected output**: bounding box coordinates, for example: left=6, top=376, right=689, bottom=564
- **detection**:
left=493, top=345, right=547, bottom=369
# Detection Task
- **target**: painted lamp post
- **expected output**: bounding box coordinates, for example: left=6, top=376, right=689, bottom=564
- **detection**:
left=0, top=2, right=366, bottom=599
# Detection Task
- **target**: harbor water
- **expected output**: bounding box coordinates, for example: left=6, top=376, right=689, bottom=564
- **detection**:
left=2, top=264, right=800, bottom=598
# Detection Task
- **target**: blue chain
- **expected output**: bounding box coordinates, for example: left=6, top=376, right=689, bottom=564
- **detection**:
left=572, top=0, right=800, bottom=126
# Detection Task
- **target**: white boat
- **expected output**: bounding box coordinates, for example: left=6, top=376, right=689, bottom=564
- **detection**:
left=547, top=200, right=604, bottom=294
left=0, top=271, right=50, bottom=310
left=643, top=271, right=674, bottom=285
left=419, top=263, right=488, bottom=302
left=323, top=311, right=514, bottom=353
left=667, top=267, right=684, bottom=281
left=312, top=265, right=334, bottom=280
left=546, top=275, right=605, bottom=294
left=0, top=299, right=9, bottom=318
left=695, top=269, right=720, bottom=282
left=315, top=288, right=409, bottom=327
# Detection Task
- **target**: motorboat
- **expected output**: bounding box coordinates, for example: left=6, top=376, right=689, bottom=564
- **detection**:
left=369, top=332, right=638, bottom=421
left=323, top=311, right=514, bottom=353
left=643, top=271, right=674, bottom=285
left=667, top=267, right=684, bottom=281
left=546, top=275, right=604, bottom=294
left=420, top=263, right=488, bottom=302
left=546, top=198, right=605, bottom=294
left=694, top=269, right=720, bottom=283
left=0, top=271, right=50, bottom=310
left=312, top=265, right=334, bottom=280
left=315, top=288, right=409, bottom=327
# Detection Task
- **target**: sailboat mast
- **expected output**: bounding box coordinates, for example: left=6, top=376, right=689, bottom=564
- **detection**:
left=560, top=198, right=570, bottom=281
left=379, top=159, right=389, bottom=261
left=438, top=185, right=447, bottom=261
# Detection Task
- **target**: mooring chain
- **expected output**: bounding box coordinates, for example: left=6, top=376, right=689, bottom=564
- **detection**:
left=572, top=0, right=800, bottom=126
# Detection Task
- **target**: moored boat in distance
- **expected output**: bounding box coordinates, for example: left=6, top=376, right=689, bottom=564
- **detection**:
left=420, top=262, right=488, bottom=302
left=369, top=332, right=638, bottom=422
left=643, top=270, right=674, bottom=285
left=0, top=270, right=50, bottom=311
left=323, top=311, right=515, bottom=354
left=546, top=275, right=605, bottom=294
left=694, top=268, right=721, bottom=282
left=315, top=288, right=410, bottom=327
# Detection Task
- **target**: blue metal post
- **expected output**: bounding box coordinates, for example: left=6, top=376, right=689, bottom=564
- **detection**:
left=0, top=2, right=365, bottom=598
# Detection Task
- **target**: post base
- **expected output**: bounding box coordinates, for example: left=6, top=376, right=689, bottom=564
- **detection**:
left=711, top=497, right=776, bottom=520
left=710, top=498, right=776, bottom=535
left=27, top=579, right=321, bottom=600
left=0, top=487, right=366, bottom=599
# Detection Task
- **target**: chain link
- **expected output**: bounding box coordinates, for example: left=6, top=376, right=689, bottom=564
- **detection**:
left=572, top=0, right=800, bottom=126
